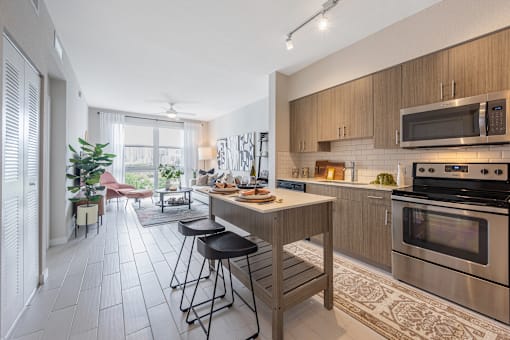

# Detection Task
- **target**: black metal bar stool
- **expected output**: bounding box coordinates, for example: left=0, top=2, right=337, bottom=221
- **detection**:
left=170, top=218, right=226, bottom=312
left=186, top=231, right=260, bottom=340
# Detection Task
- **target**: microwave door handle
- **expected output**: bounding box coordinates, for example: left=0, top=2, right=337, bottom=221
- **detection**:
left=479, top=102, right=487, bottom=137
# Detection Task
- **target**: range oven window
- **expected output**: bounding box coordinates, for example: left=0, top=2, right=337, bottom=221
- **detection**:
left=403, top=208, right=488, bottom=264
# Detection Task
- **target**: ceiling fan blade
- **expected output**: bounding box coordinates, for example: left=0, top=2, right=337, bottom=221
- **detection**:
left=177, top=112, right=196, bottom=116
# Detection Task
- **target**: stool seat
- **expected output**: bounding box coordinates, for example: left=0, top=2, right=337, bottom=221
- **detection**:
left=198, top=231, right=258, bottom=260
left=178, top=219, right=225, bottom=237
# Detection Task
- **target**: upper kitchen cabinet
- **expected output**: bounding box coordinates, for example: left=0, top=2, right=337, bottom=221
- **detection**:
left=487, top=28, right=510, bottom=93
left=317, top=88, right=338, bottom=141
left=331, top=75, right=374, bottom=140
left=448, top=36, right=488, bottom=99
left=402, top=50, right=448, bottom=108
left=346, top=75, right=374, bottom=139
left=290, top=95, right=330, bottom=153
left=373, top=65, right=402, bottom=149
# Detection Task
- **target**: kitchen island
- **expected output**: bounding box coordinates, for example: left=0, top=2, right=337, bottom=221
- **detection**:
left=207, top=189, right=335, bottom=340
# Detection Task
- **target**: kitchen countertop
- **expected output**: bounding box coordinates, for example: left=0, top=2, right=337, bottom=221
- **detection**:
left=278, top=177, right=410, bottom=192
left=200, top=188, right=335, bottom=214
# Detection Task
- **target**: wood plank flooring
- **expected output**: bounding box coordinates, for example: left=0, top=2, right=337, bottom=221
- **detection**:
left=9, top=200, right=383, bottom=340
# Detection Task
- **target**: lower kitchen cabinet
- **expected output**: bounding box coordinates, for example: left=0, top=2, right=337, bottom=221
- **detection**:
left=306, top=184, right=392, bottom=270
left=362, top=191, right=392, bottom=269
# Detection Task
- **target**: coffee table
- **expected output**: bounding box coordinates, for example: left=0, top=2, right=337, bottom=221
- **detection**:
left=155, top=187, right=193, bottom=213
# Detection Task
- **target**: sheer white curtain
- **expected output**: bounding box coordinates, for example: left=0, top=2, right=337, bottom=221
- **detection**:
left=183, top=121, right=201, bottom=185
left=99, top=112, right=125, bottom=182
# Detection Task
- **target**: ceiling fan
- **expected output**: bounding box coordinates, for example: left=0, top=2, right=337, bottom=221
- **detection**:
left=158, top=102, right=197, bottom=120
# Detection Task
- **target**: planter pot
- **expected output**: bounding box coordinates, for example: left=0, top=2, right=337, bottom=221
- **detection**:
left=165, top=178, right=180, bottom=191
left=76, top=204, right=98, bottom=225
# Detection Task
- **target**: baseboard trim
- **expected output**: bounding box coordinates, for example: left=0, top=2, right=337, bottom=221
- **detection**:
left=49, top=236, right=68, bottom=246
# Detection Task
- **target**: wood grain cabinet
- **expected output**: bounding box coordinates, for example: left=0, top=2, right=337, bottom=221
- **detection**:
left=362, top=191, right=392, bottom=269
left=373, top=66, right=402, bottom=149
left=402, top=32, right=496, bottom=108
left=317, top=88, right=338, bottom=141
left=487, top=28, right=510, bottom=93
left=333, top=76, right=374, bottom=140
left=306, top=184, right=392, bottom=270
left=316, top=76, right=374, bottom=142
left=402, top=50, right=449, bottom=107
left=290, top=95, right=330, bottom=153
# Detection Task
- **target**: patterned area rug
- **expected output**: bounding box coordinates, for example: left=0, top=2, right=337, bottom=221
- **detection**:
left=133, top=201, right=209, bottom=227
left=287, top=241, right=510, bottom=340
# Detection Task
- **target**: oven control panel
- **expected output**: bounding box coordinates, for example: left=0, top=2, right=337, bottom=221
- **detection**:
left=414, top=163, right=509, bottom=181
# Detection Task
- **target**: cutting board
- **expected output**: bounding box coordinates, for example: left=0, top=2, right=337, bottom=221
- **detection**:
left=314, top=160, right=345, bottom=180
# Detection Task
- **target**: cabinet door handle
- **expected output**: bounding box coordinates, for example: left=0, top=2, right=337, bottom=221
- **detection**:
left=303, top=141, right=306, bottom=152
left=343, top=125, right=347, bottom=137
left=440, top=82, right=444, bottom=101
left=367, top=195, right=383, bottom=199
left=451, top=80, right=455, bottom=98
left=395, top=129, right=399, bottom=145
left=338, top=127, right=341, bottom=138
left=384, top=208, right=389, bottom=225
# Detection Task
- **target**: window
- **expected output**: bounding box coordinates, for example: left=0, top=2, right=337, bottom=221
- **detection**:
left=123, top=119, right=183, bottom=189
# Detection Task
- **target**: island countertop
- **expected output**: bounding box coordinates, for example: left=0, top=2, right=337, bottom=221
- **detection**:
left=203, top=188, right=335, bottom=214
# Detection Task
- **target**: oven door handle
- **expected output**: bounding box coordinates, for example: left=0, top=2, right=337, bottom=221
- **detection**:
left=391, top=194, right=508, bottom=215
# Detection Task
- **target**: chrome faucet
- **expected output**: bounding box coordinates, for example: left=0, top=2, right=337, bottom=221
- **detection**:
left=343, top=161, right=356, bottom=182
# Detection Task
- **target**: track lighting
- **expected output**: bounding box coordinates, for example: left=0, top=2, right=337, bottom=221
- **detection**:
left=286, top=36, right=294, bottom=50
left=318, top=13, right=329, bottom=31
left=285, top=0, right=340, bottom=50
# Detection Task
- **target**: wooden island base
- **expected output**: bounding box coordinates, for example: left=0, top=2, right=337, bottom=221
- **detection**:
left=224, top=237, right=327, bottom=310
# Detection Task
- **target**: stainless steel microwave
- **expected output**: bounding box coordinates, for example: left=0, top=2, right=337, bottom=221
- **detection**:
left=400, top=91, right=510, bottom=148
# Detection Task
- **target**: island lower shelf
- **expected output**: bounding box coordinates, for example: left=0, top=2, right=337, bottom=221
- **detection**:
left=223, top=236, right=327, bottom=310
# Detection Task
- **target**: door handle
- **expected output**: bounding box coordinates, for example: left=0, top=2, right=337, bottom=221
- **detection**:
left=395, top=129, right=399, bottom=145
left=303, top=141, right=306, bottom=152
left=343, top=126, right=347, bottom=137
left=338, top=127, right=341, bottom=138
left=384, top=208, right=390, bottom=225
left=29, top=182, right=36, bottom=186
left=440, top=82, right=444, bottom=100
left=367, top=195, right=383, bottom=199
left=451, top=80, right=455, bottom=98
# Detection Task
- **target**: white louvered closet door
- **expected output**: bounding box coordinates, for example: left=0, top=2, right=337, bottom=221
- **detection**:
left=1, top=37, right=25, bottom=335
left=1, top=36, right=40, bottom=337
left=23, top=59, right=40, bottom=303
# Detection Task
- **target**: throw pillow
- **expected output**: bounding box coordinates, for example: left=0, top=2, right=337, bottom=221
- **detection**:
left=196, top=174, right=209, bottom=186
left=199, top=168, right=215, bottom=175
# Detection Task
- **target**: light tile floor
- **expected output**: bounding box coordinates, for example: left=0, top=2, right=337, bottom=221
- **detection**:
left=9, top=201, right=383, bottom=340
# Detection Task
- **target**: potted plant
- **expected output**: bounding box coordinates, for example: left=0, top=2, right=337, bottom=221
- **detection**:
left=66, top=138, right=116, bottom=227
left=159, top=164, right=183, bottom=191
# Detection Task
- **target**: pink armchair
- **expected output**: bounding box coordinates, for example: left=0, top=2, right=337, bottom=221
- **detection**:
left=100, top=172, right=135, bottom=202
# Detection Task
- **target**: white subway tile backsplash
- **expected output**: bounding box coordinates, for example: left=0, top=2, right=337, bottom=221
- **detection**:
left=279, top=138, right=510, bottom=182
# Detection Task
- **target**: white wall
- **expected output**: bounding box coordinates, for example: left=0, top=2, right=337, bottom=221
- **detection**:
left=274, top=0, right=510, bottom=184
left=0, top=0, right=88, bottom=335
left=288, top=0, right=510, bottom=100
left=208, top=98, right=269, bottom=174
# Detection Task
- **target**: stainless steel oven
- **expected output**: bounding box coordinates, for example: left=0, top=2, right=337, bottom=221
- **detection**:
left=392, top=163, right=510, bottom=323
left=400, top=91, right=510, bottom=148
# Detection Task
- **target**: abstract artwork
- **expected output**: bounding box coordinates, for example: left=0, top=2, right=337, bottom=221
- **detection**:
left=216, top=132, right=255, bottom=171
left=216, top=138, right=227, bottom=170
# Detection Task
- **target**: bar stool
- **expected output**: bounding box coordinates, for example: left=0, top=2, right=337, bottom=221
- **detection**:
left=186, top=231, right=260, bottom=340
left=170, top=218, right=226, bottom=312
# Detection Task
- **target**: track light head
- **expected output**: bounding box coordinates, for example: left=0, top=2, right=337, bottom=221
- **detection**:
left=286, top=36, right=294, bottom=50
left=318, top=13, right=329, bottom=31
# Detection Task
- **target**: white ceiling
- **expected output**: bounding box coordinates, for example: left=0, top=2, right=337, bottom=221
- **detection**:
left=44, top=0, right=440, bottom=121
